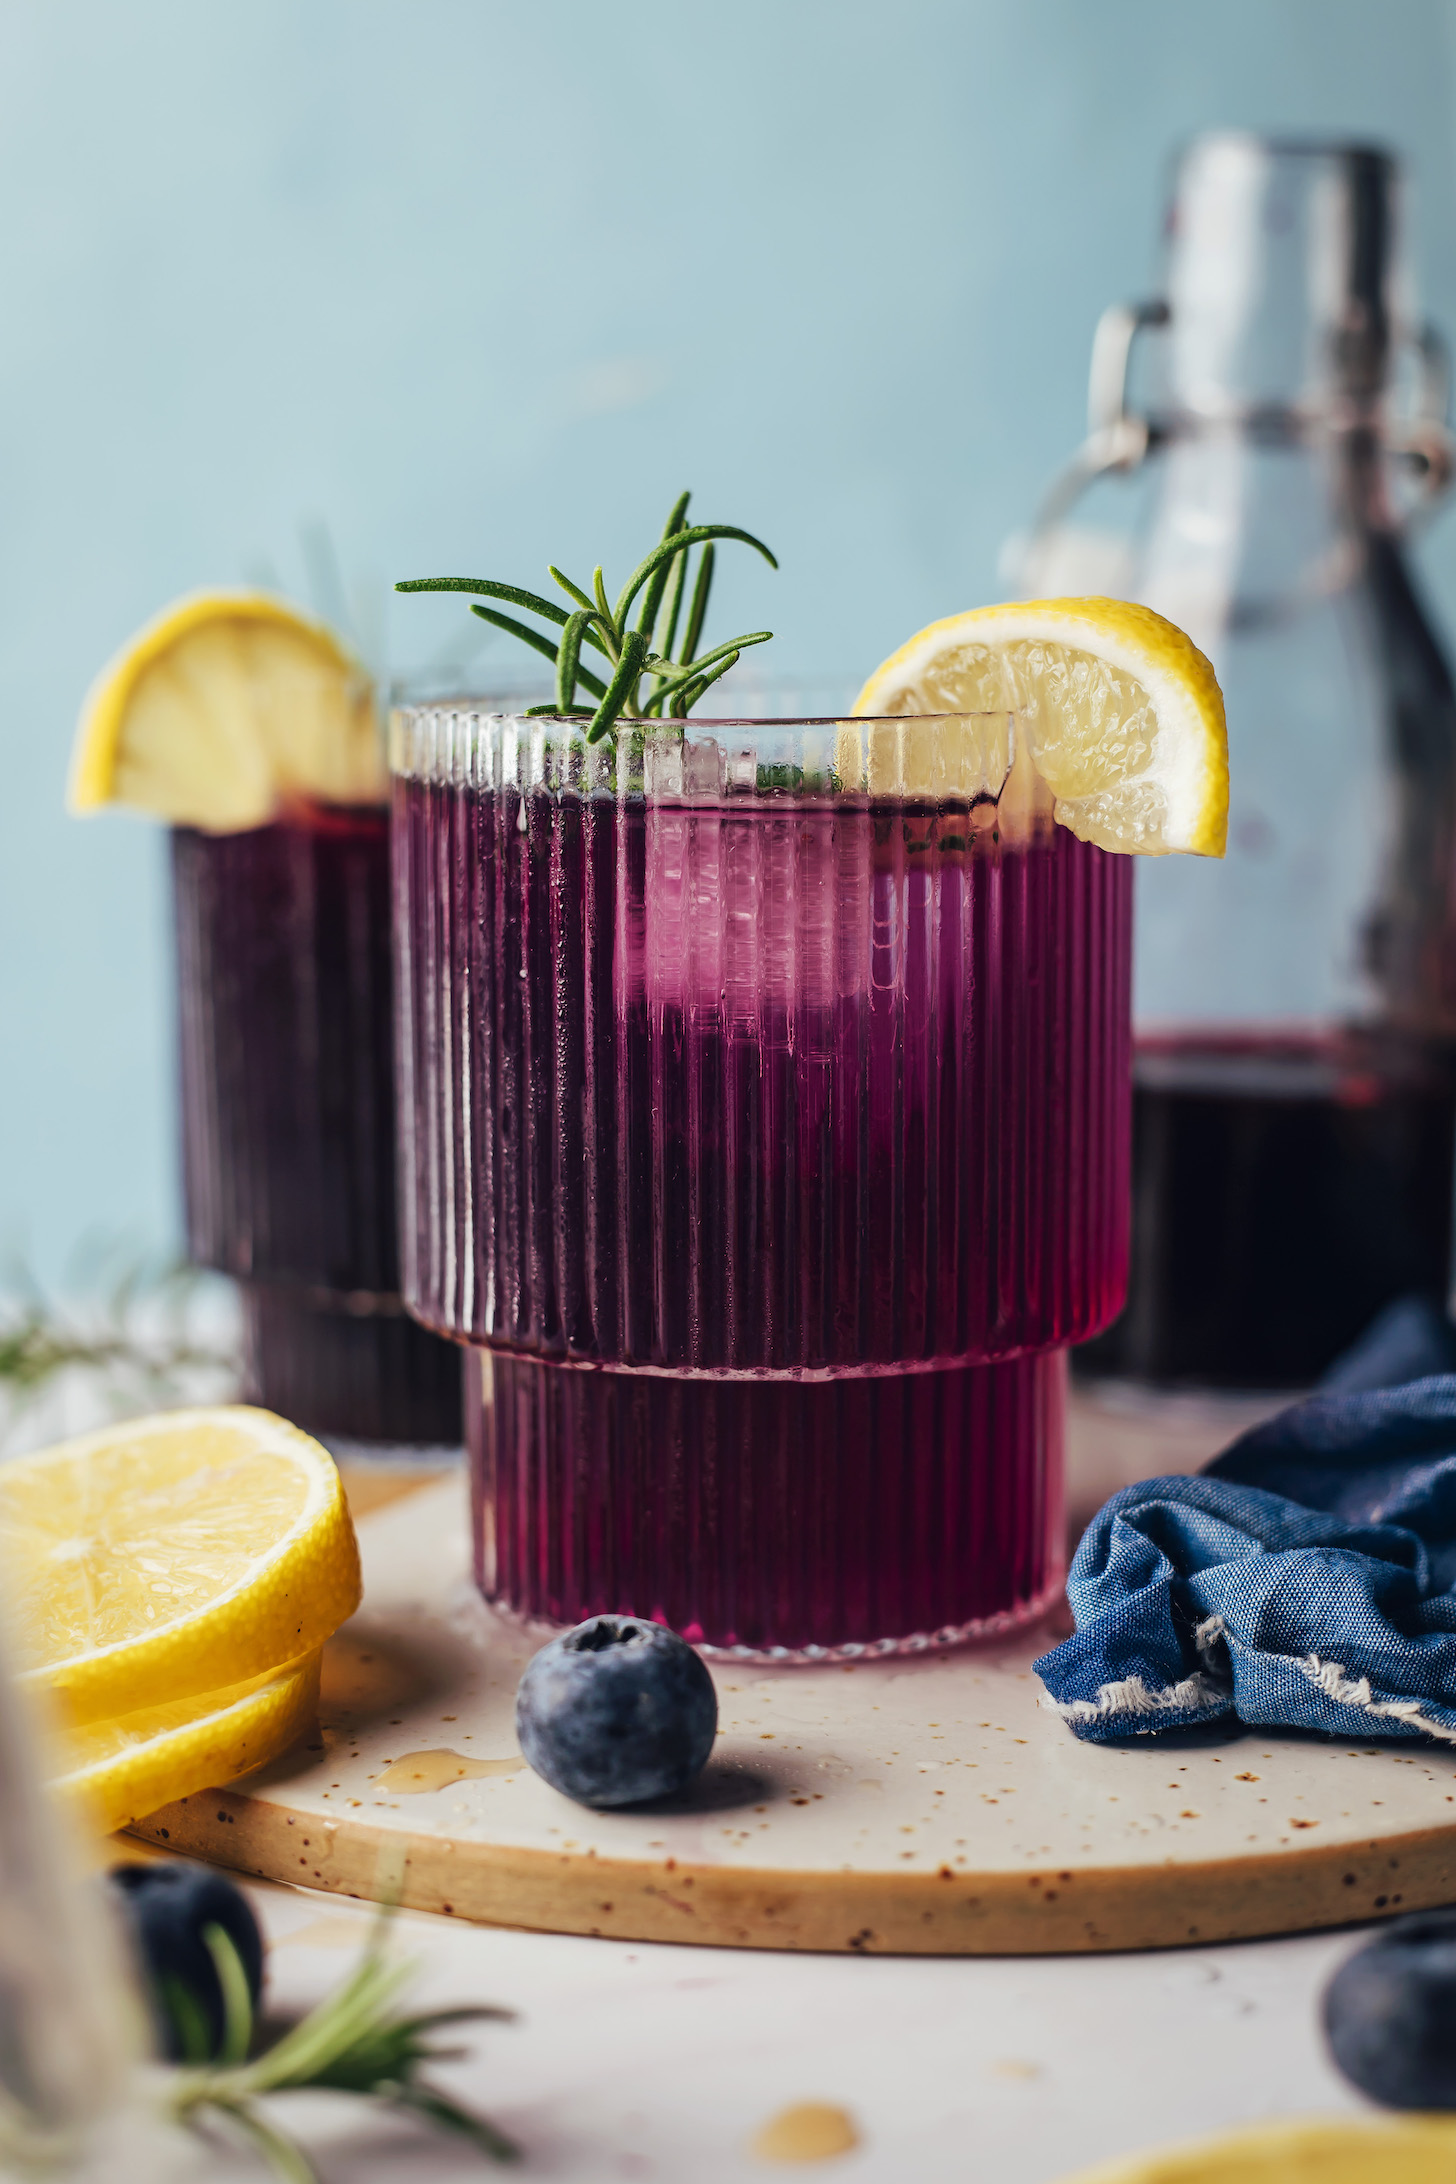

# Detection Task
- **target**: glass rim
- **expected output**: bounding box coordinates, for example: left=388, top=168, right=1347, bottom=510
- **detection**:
left=388, top=704, right=1023, bottom=802
left=389, top=705, right=1015, bottom=727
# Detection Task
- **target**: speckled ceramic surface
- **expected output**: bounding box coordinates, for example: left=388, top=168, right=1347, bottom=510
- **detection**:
left=130, top=1476, right=1456, bottom=1953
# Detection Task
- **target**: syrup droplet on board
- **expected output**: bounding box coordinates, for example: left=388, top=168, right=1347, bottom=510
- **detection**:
left=373, top=1748, right=525, bottom=1792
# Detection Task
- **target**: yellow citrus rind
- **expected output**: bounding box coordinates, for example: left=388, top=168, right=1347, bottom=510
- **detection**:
left=0, top=1406, right=360, bottom=1726
left=53, top=1649, right=322, bottom=1834
left=69, top=590, right=384, bottom=831
left=853, top=597, right=1228, bottom=858
left=1053, top=2114, right=1456, bottom=2183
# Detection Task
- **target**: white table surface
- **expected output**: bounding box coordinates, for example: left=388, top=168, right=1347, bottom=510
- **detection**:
left=213, top=1876, right=1374, bottom=2182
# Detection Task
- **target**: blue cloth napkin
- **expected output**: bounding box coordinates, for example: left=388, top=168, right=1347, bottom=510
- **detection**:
left=1035, top=1355, right=1456, bottom=1746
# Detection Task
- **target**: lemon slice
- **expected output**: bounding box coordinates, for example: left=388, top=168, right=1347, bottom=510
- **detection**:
left=0, top=1407, right=360, bottom=1725
left=53, top=1650, right=322, bottom=1834
left=1055, top=2114, right=1456, bottom=2181
left=69, top=590, right=384, bottom=832
left=853, top=597, right=1228, bottom=856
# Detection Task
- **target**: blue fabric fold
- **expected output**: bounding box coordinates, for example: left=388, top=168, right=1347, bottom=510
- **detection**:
left=1034, top=1372, right=1456, bottom=1744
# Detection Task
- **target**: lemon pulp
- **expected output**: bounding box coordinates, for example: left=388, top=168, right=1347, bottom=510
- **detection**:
left=69, top=591, right=383, bottom=832
left=853, top=596, right=1228, bottom=857
left=0, top=1406, right=360, bottom=1724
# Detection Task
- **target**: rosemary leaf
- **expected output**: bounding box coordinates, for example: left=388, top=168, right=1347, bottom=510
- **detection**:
left=634, top=490, right=692, bottom=644
left=398, top=576, right=611, bottom=660
left=466, top=605, right=559, bottom=667
left=614, top=523, right=775, bottom=630
left=397, top=495, right=777, bottom=727
left=649, top=629, right=772, bottom=708
left=158, top=1974, right=214, bottom=2067
left=680, top=542, right=716, bottom=666
left=203, top=1925, right=255, bottom=2069
left=232, top=1951, right=413, bottom=2095
left=587, top=628, right=649, bottom=742
left=656, top=535, right=690, bottom=674
left=555, top=609, right=594, bottom=714
left=669, top=648, right=739, bottom=717
left=168, top=1912, right=517, bottom=2179
left=692, top=650, right=742, bottom=698
left=591, top=566, right=615, bottom=648
left=397, top=577, right=571, bottom=627
left=547, top=565, right=599, bottom=616
left=390, top=2084, right=520, bottom=2164
left=209, top=2099, right=319, bottom=2184
left=467, top=607, right=607, bottom=698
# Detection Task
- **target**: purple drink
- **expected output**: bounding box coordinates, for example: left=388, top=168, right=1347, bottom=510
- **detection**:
left=393, top=713, right=1131, bottom=1653
left=466, top=1347, right=1066, bottom=1653
left=173, top=800, right=461, bottom=1446
left=1078, top=1030, right=1456, bottom=1388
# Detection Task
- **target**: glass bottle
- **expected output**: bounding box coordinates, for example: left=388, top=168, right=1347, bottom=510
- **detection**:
left=1016, top=134, right=1456, bottom=1387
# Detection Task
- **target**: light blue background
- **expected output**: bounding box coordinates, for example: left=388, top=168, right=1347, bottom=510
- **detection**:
left=8, top=0, right=1456, bottom=1285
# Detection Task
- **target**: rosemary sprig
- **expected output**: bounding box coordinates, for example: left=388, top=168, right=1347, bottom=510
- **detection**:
left=168, top=1921, right=516, bottom=2181
left=397, top=490, right=777, bottom=740
left=0, top=1257, right=236, bottom=1452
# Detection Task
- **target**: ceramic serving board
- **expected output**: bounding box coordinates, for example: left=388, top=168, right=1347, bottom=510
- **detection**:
left=129, top=1474, right=1456, bottom=1954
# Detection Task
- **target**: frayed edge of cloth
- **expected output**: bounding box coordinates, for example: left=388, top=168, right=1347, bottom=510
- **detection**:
left=1294, top=1653, right=1456, bottom=1745
left=1041, top=1620, right=1456, bottom=1745
left=1040, top=1668, right=1229, bottom=1724
left=1040, top=1617, right=1233, bottom=1725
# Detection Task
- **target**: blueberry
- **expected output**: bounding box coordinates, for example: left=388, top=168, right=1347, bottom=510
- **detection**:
left=515, top=1615, right=718, bottom=1807
left=1323, top=1911, right=1456, bottom=2108
left=108, top=1860, right=264, bottom=2062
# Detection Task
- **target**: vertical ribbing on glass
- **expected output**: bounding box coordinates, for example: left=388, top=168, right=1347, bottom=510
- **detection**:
left=174, top=804, right=462, bottom=1445
left=394, top=712, right=1130, bottom=1653
left=464, top=1347, right=1066, bottom=1657
left=392, top=734, right=1132, bottom=1369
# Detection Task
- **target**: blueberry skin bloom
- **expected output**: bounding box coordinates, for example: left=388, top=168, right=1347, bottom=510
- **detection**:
left=108, top=1860, right=264, bottom=2061
left=1323, top=1911, right=1456, bottom=2108
left=516, top=1616, right=718, bottom=1807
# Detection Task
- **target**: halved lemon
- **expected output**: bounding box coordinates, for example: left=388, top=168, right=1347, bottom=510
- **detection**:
left=69, top=590, right=384, bottom=832
left=53, top=1650, right=322, bottom=1834
left=1055, top=2114, right=1456, bottom=2181
left=853, top=597, right=1228, bottom=856
left=0, top=1407, right=360, bottom=1725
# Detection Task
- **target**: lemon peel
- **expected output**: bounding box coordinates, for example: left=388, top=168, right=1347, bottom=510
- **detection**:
left=0, top=1406, right=360, bottom=1726
left=1053, top=2113, right=1456, bottom=2182
left=53, top=1650, right=322, bottom=1834
left=853, top=597, right=1228, bottom=857
left=69, top=590, right=383, bottom=831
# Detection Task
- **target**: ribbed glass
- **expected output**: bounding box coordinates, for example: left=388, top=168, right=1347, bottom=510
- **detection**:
left=465, top=1346, right=1065, bottom=1658
left=238, top=1285, right=463, bottom=1448
left=392, top=709, right=1131, bottom=1655
left=393, top=713, right=1132, bottom=1369
left=173, top=803, right=462, bottom=1446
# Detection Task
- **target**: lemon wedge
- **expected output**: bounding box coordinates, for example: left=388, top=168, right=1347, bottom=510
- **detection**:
left=69, top=590, right=384, bottom=831
left=1054, top=2114, right=1456, bottom=2182
left=53, top=1651, right=322, bottom=1834
left=0, top=1407, right=360, bottom=1726
left=853, top=597, right=1228, bottom=856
